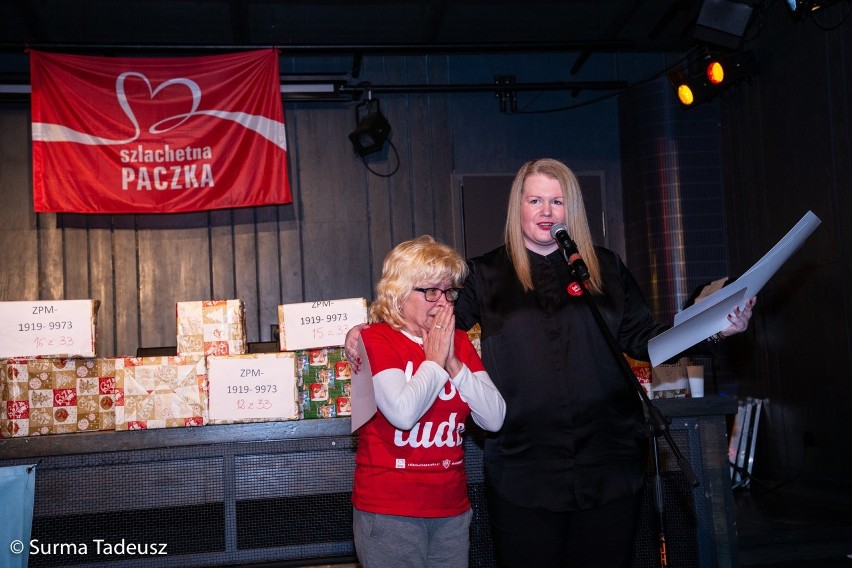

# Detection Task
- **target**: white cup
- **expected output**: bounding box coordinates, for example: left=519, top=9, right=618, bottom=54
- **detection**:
left=687, top=365, right=705, bottom=398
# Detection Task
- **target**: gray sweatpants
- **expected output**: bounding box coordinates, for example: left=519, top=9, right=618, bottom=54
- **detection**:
left=353, top=507, right=472, bottom=568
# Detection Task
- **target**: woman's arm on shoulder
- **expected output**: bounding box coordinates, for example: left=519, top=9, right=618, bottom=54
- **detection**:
left=344, top=323, right=369, bottom=371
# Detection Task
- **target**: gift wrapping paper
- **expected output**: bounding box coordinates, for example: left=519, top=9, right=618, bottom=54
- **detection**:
left=114, top=355, right=207, bottom=430
left=1, top=357, right=116, bottom=437
left=176, top=299, right=247, bottom=357
left=294, top=347, right=352, bottom=419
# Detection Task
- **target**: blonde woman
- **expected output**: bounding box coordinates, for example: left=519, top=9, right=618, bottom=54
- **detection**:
left=351, top=235, right=505, bottom=568
left=451, top=158, right=753, bottom=567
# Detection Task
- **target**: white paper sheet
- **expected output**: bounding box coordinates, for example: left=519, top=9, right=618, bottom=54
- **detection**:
left=649, top=210, right=822, bottom=367
left=350, top=337, right=377, bottom=433
left=648, top=285, right=748, bottom=367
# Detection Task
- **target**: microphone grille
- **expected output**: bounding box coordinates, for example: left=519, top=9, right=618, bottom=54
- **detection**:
left=549, top=223, right=568, bottom=239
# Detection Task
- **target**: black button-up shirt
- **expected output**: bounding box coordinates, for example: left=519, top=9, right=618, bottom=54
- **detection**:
left=454, top=246, right=668, bottom=511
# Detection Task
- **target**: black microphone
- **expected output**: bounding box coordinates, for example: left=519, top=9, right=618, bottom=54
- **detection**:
left=550, top=223, right=590, bottom=281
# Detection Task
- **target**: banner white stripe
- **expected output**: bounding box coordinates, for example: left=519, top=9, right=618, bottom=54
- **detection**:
left=34, top=112, right=287, bottom=151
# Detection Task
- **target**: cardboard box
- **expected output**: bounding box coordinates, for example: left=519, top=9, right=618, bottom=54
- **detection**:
left=176, top=299, right=247, bottom=357
left=293, top=347, right=352, bottom=419
left=0, top=300, right=99, bottom=359
left=278, top=297, right=368, bottom=351
left=650, top=357, right=690, bottom=399
left=207, top=353, right=299, bottom=424
left=114, top=355, right=207, bottom=430
left=1, top=357, right=116, bottom=437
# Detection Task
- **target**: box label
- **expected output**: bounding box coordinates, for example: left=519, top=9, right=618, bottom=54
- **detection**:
left=279, top=298, right=368, bottom=351
left=0, top=300, right=96, bottom=358
left=207, top=354, right=298, bottom=422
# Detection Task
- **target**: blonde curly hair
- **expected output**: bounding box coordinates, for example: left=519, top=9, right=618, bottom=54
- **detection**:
left=369, top=235, right=468, bottom=330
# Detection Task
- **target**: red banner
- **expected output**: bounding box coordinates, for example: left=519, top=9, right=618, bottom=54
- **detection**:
left=31, top=49, right=291, bottom=214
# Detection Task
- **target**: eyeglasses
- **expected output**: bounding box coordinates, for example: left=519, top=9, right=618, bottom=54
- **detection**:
left=413, top=287, right=462, bottom=302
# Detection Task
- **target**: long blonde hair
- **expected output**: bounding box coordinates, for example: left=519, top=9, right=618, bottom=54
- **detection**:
left=369, top=235, right=469, bottom=329
left=505, top=158, right=603, bottom=294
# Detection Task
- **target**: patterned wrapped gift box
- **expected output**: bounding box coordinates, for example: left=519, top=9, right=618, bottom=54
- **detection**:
left=1, top=357, right=117, bottom=437
left=114, top=355, right=208, bottom=430
left=176, top=299, right=247, bottom=357
left=293, top=347, right=352, bottom=419
left=1, top=359, right=32, bottom=437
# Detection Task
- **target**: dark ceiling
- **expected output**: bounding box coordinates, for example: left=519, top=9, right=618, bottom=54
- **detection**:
left=0, top=1, right=714, bottom=57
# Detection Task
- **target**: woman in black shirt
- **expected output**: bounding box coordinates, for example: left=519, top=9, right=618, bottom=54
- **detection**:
left=452, top=158, right=753, bottom=567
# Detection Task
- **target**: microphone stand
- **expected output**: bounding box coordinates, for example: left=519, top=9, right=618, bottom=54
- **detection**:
left=559, top=247, right=699, bottom=568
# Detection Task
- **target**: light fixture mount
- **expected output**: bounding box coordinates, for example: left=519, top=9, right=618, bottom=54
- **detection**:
left=348, top=98, right=391, bottom=157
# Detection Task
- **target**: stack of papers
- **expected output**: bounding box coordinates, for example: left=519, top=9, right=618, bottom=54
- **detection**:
left=647, top=211, right=821, bottom=367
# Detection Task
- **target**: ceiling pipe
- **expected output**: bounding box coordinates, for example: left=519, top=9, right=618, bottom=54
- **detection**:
left=3, top=40, right=644, bottom=56
left=339, top=81, right=627, bottom=96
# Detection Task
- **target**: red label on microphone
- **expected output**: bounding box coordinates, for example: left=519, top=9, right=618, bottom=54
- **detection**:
left=567, top=282, right=584, bottom=297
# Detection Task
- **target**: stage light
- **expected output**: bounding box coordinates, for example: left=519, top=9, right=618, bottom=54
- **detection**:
left=676, top=83, right=698, bottom=106
left=669, top=66, right=713, bottom=107
left=706, top=61, right=725, bottom=85
left=348, top=98, right=391, bottom=157
left=669, top=51, right=757, bottom=107
left=709, top=50, right=756, bottom=85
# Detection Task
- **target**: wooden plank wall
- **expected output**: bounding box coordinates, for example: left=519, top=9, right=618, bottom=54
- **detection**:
left=0, top=55, right=463, bottom=358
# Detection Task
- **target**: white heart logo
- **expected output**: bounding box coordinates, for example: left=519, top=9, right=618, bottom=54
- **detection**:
left=116, top=72, right=202, bottom=140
